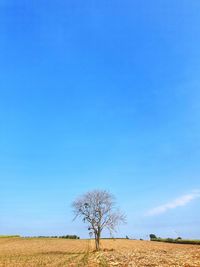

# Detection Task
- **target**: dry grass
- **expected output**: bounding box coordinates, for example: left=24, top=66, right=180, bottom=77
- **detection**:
left=0, top=238, right=200, bottom=266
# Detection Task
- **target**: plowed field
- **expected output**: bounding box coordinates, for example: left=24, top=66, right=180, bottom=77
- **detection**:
left=0, top=238, right=199, bottom=266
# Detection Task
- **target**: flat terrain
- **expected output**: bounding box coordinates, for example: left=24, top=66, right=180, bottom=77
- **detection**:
left=0, top=238, right=199, bottom=267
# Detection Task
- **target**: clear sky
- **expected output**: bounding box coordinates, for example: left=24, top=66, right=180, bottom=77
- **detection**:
left=0, top=0, right=200, bottom=239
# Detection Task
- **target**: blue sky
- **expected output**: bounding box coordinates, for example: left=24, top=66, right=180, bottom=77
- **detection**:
left=0, top=0, right=200, bottom=239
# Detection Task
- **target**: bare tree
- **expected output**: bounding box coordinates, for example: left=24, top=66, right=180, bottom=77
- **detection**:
left=72, top=189, right=126, bottom=250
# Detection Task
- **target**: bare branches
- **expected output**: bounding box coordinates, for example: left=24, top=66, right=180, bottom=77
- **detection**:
left=72, top=189, right=126, bottom=250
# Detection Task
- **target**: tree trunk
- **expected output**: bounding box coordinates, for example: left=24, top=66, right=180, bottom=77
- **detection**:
left=94, top=232, right=98, bottom=251
left=96, top=227, right=101, bottom=251
left=96, top=236, right=100, bottom=251
left=94, top=230, right=100, bottom=251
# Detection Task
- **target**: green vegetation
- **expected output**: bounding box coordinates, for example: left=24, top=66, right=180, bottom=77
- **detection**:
left=26, top=235, right=80, bottom=239
left=149, top=234, right=157, bottom=239
left=150, top=236, right=200, bottom=245
left=0, top=235, right=20, bottom=238
left=59, top=235, right=80, bottom=239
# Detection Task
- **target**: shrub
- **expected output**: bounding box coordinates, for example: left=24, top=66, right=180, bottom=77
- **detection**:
left=149, top=234, right=157, bottom=240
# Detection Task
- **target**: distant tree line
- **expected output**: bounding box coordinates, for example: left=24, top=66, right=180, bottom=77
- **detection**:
left=0, top=235, right=20, bottom=238
left=149, top=234, right=200, bottom=245
left=58, top=235, right=80, bottom=239
left=25, top=235, right=79, bottom=239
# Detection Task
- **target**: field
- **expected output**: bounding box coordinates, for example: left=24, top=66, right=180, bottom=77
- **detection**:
left=0, top=238, right=200, bottom=267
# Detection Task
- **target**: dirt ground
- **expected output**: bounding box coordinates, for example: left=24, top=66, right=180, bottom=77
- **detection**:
left=0, top=238, right=199, bottom=266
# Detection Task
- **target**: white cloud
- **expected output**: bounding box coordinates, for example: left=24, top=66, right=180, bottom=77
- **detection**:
left=146, top=190, right=200, bottom=216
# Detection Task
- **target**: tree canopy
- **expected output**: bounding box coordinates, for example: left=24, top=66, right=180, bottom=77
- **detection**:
left=72, top=190, right=126, bottom=250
